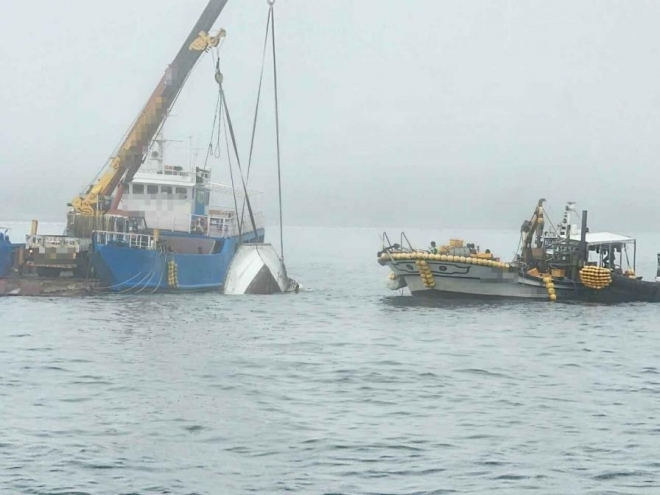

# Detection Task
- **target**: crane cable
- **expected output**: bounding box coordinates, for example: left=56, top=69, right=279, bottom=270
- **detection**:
left=215, top=63, right=260, bottom=240
left=202, top=67, right=243, bottom=238
left=221, top=94, right=243, bottom=240
left=203, top=1, right=286, bottom=277
left=238, top=3, right=273, bottom=233
left=242, top=0, right=287, bottom=280
left=239, top=0, right=285, bottom=269
left=246, top=5, right=273, bottom=186
left=270, top=0, right=286, bottom=266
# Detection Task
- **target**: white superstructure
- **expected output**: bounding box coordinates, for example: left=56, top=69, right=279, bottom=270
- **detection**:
left=118, top=134, right=264, bottom=238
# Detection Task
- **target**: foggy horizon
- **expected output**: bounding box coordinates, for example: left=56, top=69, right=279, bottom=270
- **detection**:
left=2, top=0, right=659, bottom=235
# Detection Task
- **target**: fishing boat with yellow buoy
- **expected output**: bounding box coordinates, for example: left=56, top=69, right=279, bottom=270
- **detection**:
left=377, top=199, right=660, bottom=303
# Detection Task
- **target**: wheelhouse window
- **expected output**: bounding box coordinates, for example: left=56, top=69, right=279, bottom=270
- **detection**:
left=161, top=186, right=173, bottom=195
left=132, top=184, right=144, bottom=194
left=147, top=185, right=159, bottom=195
left=175, top=187, right=187, bottom=199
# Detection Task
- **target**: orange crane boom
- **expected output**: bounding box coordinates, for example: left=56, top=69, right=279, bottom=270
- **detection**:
left=70, top=0, right=229, bottom=215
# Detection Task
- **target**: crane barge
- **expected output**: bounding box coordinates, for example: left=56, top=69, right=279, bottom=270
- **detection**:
left=14, top=0, right=295, bottom=294
left=25, top=0, right=233, bottom=278
left=70, top=0, right=229, bottom=220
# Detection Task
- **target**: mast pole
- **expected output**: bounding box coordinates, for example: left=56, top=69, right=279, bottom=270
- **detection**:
left=580, top=210, right=588, bottom=264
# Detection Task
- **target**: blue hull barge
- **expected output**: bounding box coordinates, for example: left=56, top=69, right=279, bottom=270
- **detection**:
left=85, top=124, right=268, bottom=293
left=91, top=228, right=263, bottom=293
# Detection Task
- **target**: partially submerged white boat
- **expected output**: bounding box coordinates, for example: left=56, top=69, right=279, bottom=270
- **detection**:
left=223, top=243, right=298, bottom=295
left=217, top=0, right=299, bottom=295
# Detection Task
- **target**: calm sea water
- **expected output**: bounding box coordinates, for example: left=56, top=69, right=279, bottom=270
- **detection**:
left=2, top=223, right=660, bottom=494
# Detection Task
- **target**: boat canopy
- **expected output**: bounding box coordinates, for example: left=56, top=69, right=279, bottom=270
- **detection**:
left=585, top=232, right=635, bottom=246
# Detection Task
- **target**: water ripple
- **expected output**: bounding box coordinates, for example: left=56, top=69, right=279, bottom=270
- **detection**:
left=3, top=227, right=660, bottom=493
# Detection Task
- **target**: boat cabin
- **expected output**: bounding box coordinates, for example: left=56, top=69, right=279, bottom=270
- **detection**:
left=585, top=231, right=636, bottom=274
left=116, top=134, right=264, bottom=238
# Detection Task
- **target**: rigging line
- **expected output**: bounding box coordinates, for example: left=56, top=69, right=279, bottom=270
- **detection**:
left=545, top=209, right=558, bottom=237
left=247, top=5, right=272, bottom=179
left=219, top=84, right=259, bottom=240
left=238, top=5, right=273, bottom=225
left=207, top=49, right=223, bottom=159
left=222, top=99, right=243, bottom=240
left=215, top=85, right=229, bottom=158
left=271, top=2, right=285, bottom=263
left=116, top=272, right=152, bottom=294
left=94, top=270, right=144, bottom=291
left=204, top=89, right=223, bottom=168
left=132, top=270, right=158, bottom=294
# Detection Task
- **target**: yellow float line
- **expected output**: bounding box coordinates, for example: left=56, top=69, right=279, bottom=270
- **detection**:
left=415, top=259, right=436, bottom=288
left=542, top=276, right=557, bottom=302
left=381, top=251, right=510, bottom=270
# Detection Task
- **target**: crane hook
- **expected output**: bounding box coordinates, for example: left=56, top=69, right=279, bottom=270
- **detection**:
left=215, top=58, right=223, bottom=85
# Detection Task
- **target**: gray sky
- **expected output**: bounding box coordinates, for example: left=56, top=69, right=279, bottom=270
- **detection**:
left=1, top=0, right=659, bottom=232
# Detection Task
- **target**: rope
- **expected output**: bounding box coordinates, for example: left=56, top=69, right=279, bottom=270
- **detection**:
left=240, top=5, right=273, bottom=220
left=94, top=270, right=145, bottom=291
left=247, top=9, right=271, bottom=175
left=201, top=70, right=244, bottom=241
left=223, top=106, right=243, bottom=239
left=132, top=270, right=158, bottom=294
left=270, top=1, right=285, bottom=266
left=218, top=82, right=259, bottom=239
left=204, top=89, right=223, bottom=164
left=116, top=272, right=153, bottom=294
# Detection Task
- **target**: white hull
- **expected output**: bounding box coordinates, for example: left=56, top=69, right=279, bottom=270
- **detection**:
left=224, top=243, right=291, bottom=295
left=386, top=259, right=573, bottom=300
